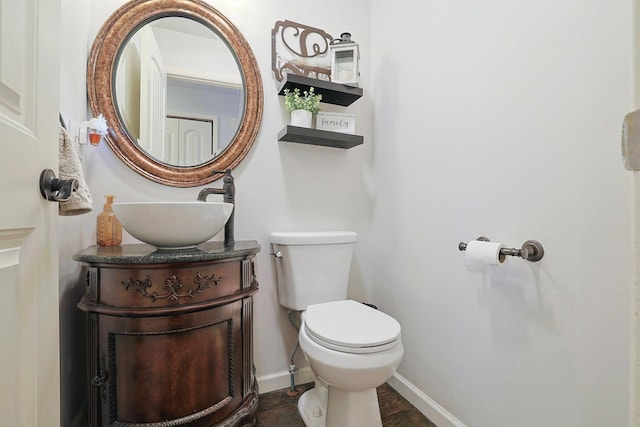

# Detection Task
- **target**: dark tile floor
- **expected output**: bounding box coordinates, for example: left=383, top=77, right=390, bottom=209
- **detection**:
left=255, top=382, right=437, bottom=427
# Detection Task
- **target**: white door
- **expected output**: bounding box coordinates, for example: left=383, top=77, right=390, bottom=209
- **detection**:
left=165, top=116, right=216, bottom=166
left=0, top=0, right=61, bottom=425
left=139, top=26, right=167, bottom=161
left=164, top=116, right=180, bottom=164
left=179, top=119, right=212, bottom=165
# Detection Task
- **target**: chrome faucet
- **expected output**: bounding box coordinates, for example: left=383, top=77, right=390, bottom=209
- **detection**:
left=197, top=169, right=235, bottom=244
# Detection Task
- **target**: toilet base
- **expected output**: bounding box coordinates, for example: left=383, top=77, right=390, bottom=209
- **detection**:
left=298, top=387, right=326, bottom=427
left=298, top=384, right=383, bottom=427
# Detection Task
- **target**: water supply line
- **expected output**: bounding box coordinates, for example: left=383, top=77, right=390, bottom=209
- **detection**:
left=287, top=310, right=302, bottom=397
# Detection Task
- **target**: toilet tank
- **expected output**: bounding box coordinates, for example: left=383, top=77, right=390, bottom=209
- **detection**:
left=270, top=231, right=357, bottom=311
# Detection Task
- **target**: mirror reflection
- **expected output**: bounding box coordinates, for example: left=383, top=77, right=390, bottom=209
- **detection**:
left=114, top=17, right=244, bottom=167
left=87, top=0, right=263, bottom=187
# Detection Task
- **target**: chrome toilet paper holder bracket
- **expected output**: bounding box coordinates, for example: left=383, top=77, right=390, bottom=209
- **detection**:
left=458, top=237, right=544, bottom=262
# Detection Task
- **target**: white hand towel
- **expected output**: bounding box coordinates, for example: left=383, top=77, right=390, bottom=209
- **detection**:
left=58, top=125, right=93, bottom=216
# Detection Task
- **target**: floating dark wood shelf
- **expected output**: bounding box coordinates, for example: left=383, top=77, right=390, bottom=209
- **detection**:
left=278, top=126, right=363, bottom=149
left=277, top=74, right=363, bottom=106
left=277, top=74, right=364, bottom=149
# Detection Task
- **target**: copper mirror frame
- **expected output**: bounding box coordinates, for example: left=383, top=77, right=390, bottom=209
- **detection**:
left=87, top=0, right=263, bottom=187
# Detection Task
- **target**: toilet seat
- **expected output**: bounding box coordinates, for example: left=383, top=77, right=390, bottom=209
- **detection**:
left=304, top=300, right=401, bottom=354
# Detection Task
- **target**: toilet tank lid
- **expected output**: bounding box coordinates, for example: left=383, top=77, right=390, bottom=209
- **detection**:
left=270, top=231, right=357, bottom=245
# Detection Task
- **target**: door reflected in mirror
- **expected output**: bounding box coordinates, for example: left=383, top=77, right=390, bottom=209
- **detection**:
left=114, top=17, right=244, bottom=167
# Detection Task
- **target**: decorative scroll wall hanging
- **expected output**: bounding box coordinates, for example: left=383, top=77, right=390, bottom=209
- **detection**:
left=271, top=20, right=334, bottom=82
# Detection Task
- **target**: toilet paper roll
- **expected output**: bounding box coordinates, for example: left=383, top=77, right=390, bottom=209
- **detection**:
left=464, top=240, right=506, bottom=272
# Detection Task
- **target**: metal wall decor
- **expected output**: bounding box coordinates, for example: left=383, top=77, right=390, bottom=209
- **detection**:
left=271, top=20, right=334, bottom=82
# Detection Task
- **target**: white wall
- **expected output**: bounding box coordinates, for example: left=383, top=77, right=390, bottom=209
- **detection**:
left=59, top=0, right=635, bottom=426
left=59, top=1, right=91, bottom=425
left=58, top=0, right=372, bottom=424
left=370, top=1, right=634, bottom=426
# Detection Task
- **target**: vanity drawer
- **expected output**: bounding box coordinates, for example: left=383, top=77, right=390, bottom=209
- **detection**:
left=94, top=260, right=242, bottom=309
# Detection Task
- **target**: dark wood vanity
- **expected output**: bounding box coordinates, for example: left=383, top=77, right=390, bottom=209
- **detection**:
left=75, top=241, right=260, bottom=427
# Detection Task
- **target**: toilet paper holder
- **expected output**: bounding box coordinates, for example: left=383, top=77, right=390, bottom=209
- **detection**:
left=458, top=237, right=544, bottom=262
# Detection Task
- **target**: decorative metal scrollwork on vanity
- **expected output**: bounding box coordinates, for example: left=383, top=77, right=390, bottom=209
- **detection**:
left=122, top=272, right=222, bottom=302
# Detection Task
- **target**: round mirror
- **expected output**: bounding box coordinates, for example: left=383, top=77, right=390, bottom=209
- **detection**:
left=88, top=0, right=263, bottom=187
left=115, top=17, right=244, bottom=167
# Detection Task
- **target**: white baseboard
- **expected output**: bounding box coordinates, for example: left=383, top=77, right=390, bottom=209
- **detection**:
left=387, top=372, right=467, bottom=427
left=257, top=367, right=315, bottom=394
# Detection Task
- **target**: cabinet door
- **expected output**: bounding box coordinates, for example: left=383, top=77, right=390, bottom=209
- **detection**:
left=93, top=301, right=243, bottom=426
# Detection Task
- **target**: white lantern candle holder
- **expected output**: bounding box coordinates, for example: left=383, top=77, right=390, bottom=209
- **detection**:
left=330, top=32, right=359, bottom=86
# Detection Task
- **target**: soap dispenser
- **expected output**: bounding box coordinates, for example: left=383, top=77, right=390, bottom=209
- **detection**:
left=97, top=195, right=122, bottom=246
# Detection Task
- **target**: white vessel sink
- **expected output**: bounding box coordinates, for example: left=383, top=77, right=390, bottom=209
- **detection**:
left=112, top=202, right=233, bottom=250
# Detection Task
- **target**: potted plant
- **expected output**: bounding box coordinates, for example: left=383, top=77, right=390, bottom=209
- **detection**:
left=283, top=87, right=322, bottom=128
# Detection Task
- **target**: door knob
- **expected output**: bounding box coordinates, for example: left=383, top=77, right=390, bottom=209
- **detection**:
left=39, top=169, right=78, bottom=202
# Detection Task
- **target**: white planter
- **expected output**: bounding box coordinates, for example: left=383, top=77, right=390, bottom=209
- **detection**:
left=290, top=109, right=312, bottom=128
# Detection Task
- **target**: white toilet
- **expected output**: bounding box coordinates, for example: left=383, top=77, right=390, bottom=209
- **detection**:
left=270, top=231, right=404, bottom=427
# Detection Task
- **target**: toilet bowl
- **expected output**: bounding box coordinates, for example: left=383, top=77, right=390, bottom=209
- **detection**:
left=297, top=300, right=403, bottom=427
left=270, top=231, right=404, bottom=427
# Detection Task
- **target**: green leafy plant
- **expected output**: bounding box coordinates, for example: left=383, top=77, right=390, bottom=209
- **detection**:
left=283, top=87, right=322, bottom=115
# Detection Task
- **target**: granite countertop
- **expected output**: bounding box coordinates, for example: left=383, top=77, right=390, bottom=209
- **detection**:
left=73, top=240, right=261, bottom=265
